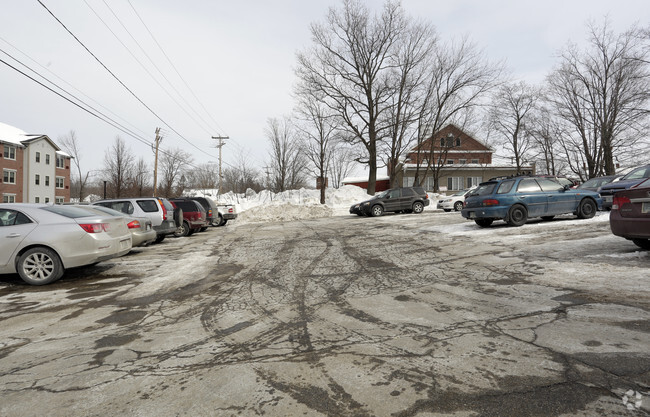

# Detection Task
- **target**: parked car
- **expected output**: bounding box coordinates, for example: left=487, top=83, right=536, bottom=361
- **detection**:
left=575, top=175, right=622, bottom=193
left=609, top=178, right=650, bottom=250
left=349, top=186, right=430, bottom=217
left=437, top=187, right=477, bottom=212
left=461, top=176, right=602, bottom=227
left=0, top=204, right=132, bottom=285
left=93, top=197, right=179, bottom=243
left=169, top=198, right=208, bottom=237
left=600, top=164, right=650, bottom=210
left=72, top=205, right=156, bottom=247
left=188, top=196, right=219, bottom=226
left=215, top=203, right=237, bottom=226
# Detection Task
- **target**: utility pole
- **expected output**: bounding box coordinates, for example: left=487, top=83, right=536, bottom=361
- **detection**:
left=153, top=127, right=162, bottom=196
left=211, top=135, right=229, bottom=194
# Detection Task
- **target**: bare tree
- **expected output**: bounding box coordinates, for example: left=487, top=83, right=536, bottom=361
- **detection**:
left=547, top=20, right=650, bottom=177
left=189, top=163, right=218, bottom=194
left=266, top=117, right=308, bottom=192
left=293, top=86, right=339, bottom=203
left=59, top=130, right=91, bottom=201
left=329, top=142, right=357, bottom=188
left=102, top=136, right=135, bottom=198
left=158, top=148, right=193, bottom=198
left=381, top=19, right=437, bottom=187
left=221, top=149, right=263, bottom=194
left=488, top=81, right=540, bottom=174
left=296, top=0, right=409, bottom=195
left=412, top=36, right=502, bottom=190
left=132, top=157, right=150, bottom=196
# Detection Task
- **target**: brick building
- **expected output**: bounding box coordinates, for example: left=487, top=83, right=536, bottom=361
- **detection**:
left=394, top=124, right=535, bottom=192
left=1, top=122, right=72, bottom=203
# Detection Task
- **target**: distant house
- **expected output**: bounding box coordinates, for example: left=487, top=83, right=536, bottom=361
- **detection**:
left=342, top=175, right=391, bottom=192
left=393, top=124, right=535, bottom=192
left=1, top=122, right=72, bottom=204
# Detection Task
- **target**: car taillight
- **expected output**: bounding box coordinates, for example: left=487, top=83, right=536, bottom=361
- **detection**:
left=158, top=199, right=168, bottom=220
left=127, top=220, right=141, bottom=229
left=208, top=209, right=212, bottom=216
left=483, top=199, right=499, bottom=206
left=228, top=207, right=233, bottom=213
left=612, top=195, right=631, bottom=210
left=79, top=223, right=109, bottom=233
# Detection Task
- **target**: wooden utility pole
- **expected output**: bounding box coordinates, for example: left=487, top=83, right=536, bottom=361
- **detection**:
left=153, top=127, right=162, bottom=196
left=211, top=135, right=229, bottom=194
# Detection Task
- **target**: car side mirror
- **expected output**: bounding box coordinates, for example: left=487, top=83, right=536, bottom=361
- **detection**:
left=563, top=184, right=570, bottom=191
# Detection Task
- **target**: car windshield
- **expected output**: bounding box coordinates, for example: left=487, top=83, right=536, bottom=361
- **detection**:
left=451, top=189, right=468, bottom=196
left=578, top=177, right=609, bottom=189
left=623, top=166, right=650, bottom=180
left=85, top=206, right=125, bottom=217
left=375, top=190, right=390, bottom=198
left=469, top=182, right=497, bottom=196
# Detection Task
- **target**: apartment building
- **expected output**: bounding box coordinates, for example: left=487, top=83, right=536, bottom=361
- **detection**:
left=1, top=122, right=72, bottom=204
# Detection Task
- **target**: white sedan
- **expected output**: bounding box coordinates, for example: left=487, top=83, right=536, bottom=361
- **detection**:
left=437, top=187, right=477, bottom=212
left=0, top=204, right=132, bottom=285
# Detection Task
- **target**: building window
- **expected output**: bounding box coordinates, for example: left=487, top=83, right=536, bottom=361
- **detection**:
left=45, top=176, right=50, bottom=186
left=56, top=155, right=65, bottom=169
left=446, top=159, right=454, bottom=165
left=46, top=154, right=51, bottom=165
left=3, top=145, right=16, bottom=160
left=56, top=177, right=64, bottom=189
left=448, top=177, right=463, bottom=191
left=403, top=176, right=415, bottom=187
left=35, top=174, right=40, bottom=185
left=35, top=197, right=40, bottom=203
left=36, top=152, right=41, bottom=163
left=55, top=196, right=64, bottom=204
left=471, top=159, right=479, bottom=164
left=45, top=197, right=50, bottom=203
left=456, top=138, right=461, bottom=146
left=459, top=159, right=467, bottom=164
left=467, top=177, right=482, bottom=188
left=3, top=169, right=16, bottom=184
left=3, top=194, right=16, bottom=203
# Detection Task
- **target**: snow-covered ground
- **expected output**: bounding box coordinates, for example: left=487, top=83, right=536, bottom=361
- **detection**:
left=185, top=186, right=444, bottom=224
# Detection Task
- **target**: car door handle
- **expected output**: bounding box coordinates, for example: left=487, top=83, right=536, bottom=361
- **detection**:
left=7, top=233, right=22, bottom=238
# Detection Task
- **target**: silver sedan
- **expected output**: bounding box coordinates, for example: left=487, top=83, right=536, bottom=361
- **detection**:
left=71, top=205, right=156, bottom=247
left=0, top=204, right=132, bottom=285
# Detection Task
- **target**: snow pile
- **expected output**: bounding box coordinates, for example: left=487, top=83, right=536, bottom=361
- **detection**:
left=186, top=185, right=371, bottom=224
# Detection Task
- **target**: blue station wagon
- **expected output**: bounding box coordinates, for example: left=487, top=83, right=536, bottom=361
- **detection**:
left=461, top=176, right=603, bottom=227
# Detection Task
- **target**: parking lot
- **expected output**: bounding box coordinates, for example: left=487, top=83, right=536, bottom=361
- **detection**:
left=1, top=211, right=648, bottom=416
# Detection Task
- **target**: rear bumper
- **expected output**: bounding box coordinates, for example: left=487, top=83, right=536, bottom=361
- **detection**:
left=154, top=220, right=177, bottom=236
left=461, top=206, right=508, bottom=220
left=610, top=211, right=650, bottom=239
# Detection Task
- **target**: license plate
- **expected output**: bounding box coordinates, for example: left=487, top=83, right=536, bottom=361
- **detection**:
left=120, top=239, right=130, bottom=250
left=603, top=196, right=613, bottom=202
left=643, top=202, right=650, bottom=214
left=468, top=212, right=475, bottom=219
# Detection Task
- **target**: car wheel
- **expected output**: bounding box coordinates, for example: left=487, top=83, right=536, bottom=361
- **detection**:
left=216, top=214, right=225, bottom=226
left=507, top=204, right=528, bottom=227
left=412, top=202, right=424, bottom=214
left=154, top=234, right=165, bottom=244
left=475, top=219, right=493, bottom=228
left=632, top=239, right=650, bottom=250
left=453, top=201, right=463, bottom=211
left=443, top=209, right=451, bottom=212
left=577, top=198, right=596, bottom=219
left=200, top=227, right=208, bottom=232
left=356, top=213, right=364, bottom=216
left=371, top=205, right=384, bottom=217
left=541, top=216, right=555, bottom=221
left=16, top=247, right=64, bottom=285
left=174, top=221, right=190, bottom=237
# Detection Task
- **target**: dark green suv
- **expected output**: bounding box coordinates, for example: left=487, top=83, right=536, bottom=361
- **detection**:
left=350, top=187, right=430, bottom=217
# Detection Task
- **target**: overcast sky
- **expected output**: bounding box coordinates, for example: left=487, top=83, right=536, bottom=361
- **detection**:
left=1, top=0, right=648, bottom=181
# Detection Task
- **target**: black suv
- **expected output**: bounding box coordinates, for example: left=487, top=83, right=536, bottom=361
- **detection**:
left=599, top=164, right=650, bottom=210
left=350, top=187, right=430, bottom=217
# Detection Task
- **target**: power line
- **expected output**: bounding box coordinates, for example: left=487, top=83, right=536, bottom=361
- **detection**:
left=126, top=0, right=229, bottom=137
left=36, top=0, right=217, bottom=161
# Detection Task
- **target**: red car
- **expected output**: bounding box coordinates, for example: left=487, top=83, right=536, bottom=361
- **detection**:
left=609, top=178, right=650, bottom=250
left=169, top=199, right=208, bottom=237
